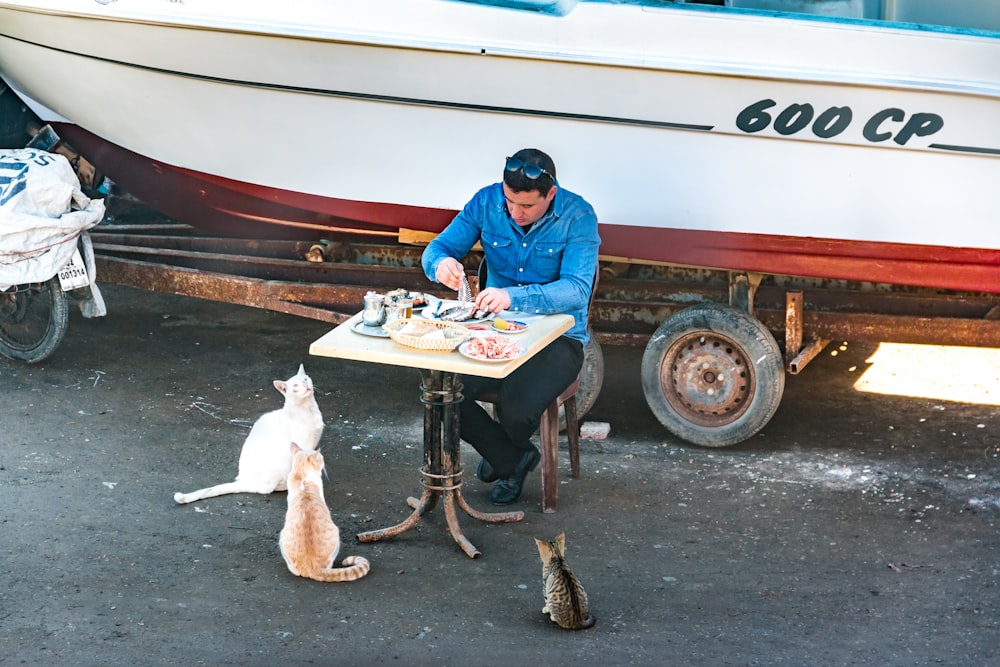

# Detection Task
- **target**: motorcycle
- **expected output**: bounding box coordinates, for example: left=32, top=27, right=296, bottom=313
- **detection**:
left=0, top=145, right=106, bottom=363
left=0, top=235, right=100, bottom=363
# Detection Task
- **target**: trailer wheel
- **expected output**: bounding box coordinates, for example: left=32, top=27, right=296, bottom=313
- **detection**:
left=641, top=303, right=784, bottom=447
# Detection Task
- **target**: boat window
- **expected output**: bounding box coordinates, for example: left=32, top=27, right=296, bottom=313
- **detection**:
left=450, top=0, right=1000, bottom=33
left=450, top=1, right=676, bottom=18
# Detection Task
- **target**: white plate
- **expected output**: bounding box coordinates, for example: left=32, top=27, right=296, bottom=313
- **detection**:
left=420, top=300, right=495, bottom=324
left=458, top=338, right=526, bottom=363
left=351, top=320, right=390, bottom=338
left=491, top=319, right=529, bottom=335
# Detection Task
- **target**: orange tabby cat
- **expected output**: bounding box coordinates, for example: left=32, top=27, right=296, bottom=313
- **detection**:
left=279, top=443, right=370, bottom=582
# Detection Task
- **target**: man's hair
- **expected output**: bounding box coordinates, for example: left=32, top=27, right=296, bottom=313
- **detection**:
left=503, top=148, right=556, bottom=195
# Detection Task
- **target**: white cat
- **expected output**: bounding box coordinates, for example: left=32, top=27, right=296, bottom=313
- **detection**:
left=174, top=364, right=324, bottom=504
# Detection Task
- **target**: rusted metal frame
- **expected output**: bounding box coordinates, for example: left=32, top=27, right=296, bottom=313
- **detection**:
left=91, top=228, right=1000, bottom=353
left=591, top=303, right=1000, bottom=352
left=92, top=223, right=192, bottom=235
left=93, top=230, right=430, bottom=267
left=94, top=242, right=435, bottom=292
left=785, top=291, right=803, bottom=363
left=594, top=331, right=650, bottom=347
left=757, top=308, right=1000, bottom=348
left=786, top=340, right=830, bottom=375
left=92, top=232, right=316, bottom=260
left=95, top=255, right=357, bottom=323
left=783, top=291, right=830, bottom=375
left=755, top=283, right=1000, bottom=320
left=728, top=271, right=763, bottom=315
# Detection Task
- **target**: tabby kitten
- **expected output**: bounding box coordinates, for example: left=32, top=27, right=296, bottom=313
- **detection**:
left=534, top=532, right=596, bottom=630
left=279, top=443, right=370, bottom=582
left=174, top=364, right=323, bottom=504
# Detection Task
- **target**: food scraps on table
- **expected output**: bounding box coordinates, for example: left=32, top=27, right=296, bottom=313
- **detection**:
left=464, top=334, right=523, bottom=360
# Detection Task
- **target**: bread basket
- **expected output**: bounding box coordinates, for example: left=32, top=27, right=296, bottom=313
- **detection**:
left=382, top=318, right=470, bottom=351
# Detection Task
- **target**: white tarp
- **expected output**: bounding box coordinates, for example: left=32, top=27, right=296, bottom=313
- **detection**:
left=1, top=148, right=106, bottom=316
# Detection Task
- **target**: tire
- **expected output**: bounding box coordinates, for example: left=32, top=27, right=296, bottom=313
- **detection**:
left=0, top=277, right=70, bottom=363
left=573, top=333, right=604, bottom=423
left=553, top=332, right=604, bottom=431
left=641, top=302, right=784, bottom=447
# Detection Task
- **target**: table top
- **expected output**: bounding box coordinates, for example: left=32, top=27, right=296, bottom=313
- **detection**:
left=309, top=312, right=574, bottom=378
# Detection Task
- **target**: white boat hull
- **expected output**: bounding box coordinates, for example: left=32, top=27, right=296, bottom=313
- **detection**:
left=1, top=0, right=998, bottom=292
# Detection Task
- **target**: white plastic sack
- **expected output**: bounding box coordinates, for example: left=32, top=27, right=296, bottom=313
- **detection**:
left=1, top=148, right=107, bottom=315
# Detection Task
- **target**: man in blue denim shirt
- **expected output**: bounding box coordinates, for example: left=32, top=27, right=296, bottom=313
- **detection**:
left=421, top=148, right=600, bottom=505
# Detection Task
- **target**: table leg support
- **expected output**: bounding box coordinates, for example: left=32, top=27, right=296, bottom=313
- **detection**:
left=355, top=369, right=524, bottom=557
left=356, top=495, right=427, bottom=543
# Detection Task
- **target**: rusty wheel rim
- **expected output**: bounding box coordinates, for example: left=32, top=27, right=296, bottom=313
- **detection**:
left=659, top=331, right=756, bottom=428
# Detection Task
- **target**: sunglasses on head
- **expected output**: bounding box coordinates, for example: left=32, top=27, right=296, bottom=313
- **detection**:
left=505, top=156, right=553, bottom=181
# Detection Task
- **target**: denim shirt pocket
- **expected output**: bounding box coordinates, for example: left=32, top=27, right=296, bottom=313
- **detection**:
left=481, top=233, right=515, bottom=280
left=531, top=241, right=567, bottom=282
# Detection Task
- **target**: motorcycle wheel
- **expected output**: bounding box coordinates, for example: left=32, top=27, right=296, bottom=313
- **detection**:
left=0, top=277, right=70, bottom=363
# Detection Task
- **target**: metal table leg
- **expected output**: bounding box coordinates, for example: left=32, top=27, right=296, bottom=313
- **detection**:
left=356, top=369, right=523, bottom=558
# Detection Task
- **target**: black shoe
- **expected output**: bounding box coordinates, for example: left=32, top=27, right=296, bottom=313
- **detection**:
left=490, top=447, right=540, bottom=505
left=476, top=458, right=498, bottom=483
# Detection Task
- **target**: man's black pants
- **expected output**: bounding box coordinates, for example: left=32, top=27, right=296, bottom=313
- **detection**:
left=458, top=335, right=584, bottom=479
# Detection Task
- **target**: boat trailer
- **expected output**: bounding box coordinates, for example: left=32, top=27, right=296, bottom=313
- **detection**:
left=90, top=221, right=1000, bottom=360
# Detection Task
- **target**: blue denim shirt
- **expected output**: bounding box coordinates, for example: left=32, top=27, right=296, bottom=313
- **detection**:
left=421, top=182, right=600, bottom=345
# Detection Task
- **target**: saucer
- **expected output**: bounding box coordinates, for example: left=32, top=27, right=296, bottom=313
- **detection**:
left=351, top=320, right=390, bottom=338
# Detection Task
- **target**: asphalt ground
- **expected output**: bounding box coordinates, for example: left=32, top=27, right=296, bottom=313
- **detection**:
left=1, top=284, right=998, bottom=666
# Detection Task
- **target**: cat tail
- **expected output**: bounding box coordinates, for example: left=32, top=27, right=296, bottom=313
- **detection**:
left=553, top=612, right=596, bottom=631
left=307, top=555, right=371, bottom=582
left=174, top=479, right=280, bottom=504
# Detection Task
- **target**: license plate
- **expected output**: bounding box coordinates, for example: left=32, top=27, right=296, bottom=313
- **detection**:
left=57, top=249, right=90, bottom=291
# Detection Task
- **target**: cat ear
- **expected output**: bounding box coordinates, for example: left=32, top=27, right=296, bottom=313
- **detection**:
left=298, top=363, right=306, bottom=375
left=290, top=442, right=301, bottom=455
left=555, top=532, right=566, bottom=551
left=274, top=380, right=287, bottom=394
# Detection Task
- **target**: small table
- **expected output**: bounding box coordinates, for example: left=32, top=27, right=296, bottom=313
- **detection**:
left=309, top=312, right=573, bottom=558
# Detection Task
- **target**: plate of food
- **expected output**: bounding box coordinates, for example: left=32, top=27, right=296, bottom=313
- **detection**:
left=459, top=334, right=526, bottom=363
left=491, top=317, right=528, bottom=334
left=420, top=299, right=494, bottom=324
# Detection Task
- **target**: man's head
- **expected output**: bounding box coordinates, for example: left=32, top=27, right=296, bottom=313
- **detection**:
left=502, top=148, right=557, bottom=228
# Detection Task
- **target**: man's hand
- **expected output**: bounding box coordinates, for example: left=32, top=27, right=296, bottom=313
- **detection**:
left=475, top=287, right=512, bottom=314
left=434, top=257, right=466, bottom=291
